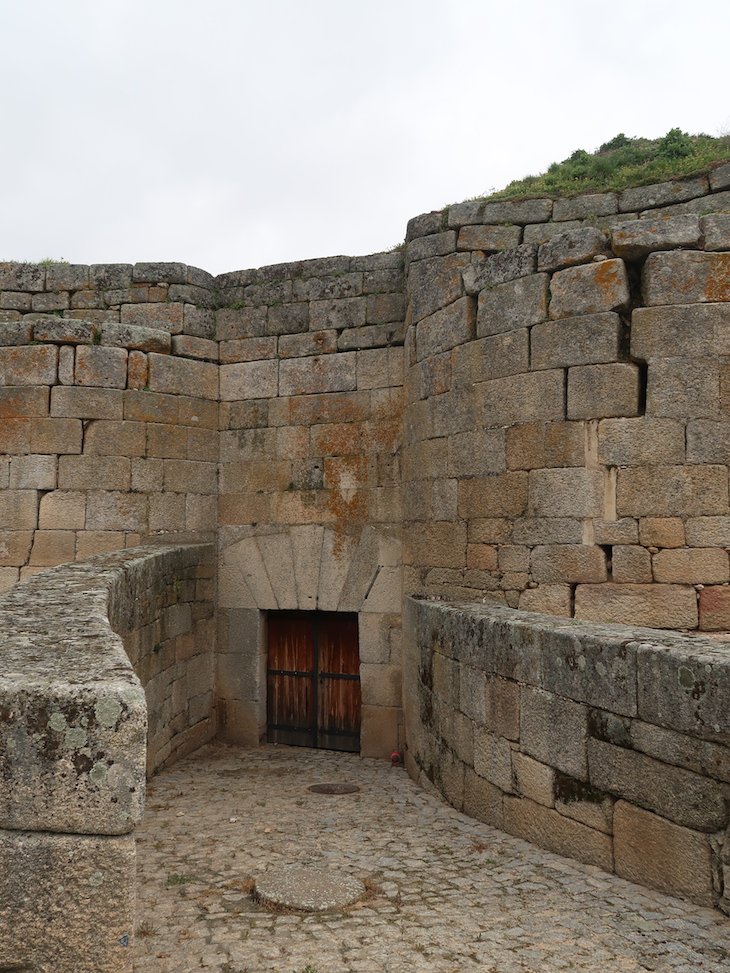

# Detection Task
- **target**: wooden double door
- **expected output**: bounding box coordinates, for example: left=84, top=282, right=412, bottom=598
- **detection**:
left=266, top=611, right=361, bottom=753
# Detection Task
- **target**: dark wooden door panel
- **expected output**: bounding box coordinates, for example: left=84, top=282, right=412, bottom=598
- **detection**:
left=267, top=611, right=360, bottom=752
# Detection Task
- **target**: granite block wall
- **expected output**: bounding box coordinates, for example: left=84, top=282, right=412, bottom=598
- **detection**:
left=403, top=165, right=730, bottom=630
left=0, top=543, right=215, bottom=973
left=405, top=596, right=730, bottom=911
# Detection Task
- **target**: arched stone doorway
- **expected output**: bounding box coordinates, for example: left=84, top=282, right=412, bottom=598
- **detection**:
left=216, top=524, right=403, bottom=757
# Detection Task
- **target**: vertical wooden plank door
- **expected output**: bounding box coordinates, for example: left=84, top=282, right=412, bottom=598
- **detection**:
left=267, top=611, right=361, bottom=752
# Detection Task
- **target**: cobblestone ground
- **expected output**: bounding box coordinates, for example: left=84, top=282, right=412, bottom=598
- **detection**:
left=134, top=743, right=730, bottom=973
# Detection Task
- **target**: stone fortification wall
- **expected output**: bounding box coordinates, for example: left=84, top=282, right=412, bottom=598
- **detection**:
left=0, top=261, right=218, bottom=591
left=403, top=163, right=730, bottom=631
left=405, top=596, right=730, bottom=911
left=0, top=543, right=215, bottom=973
left=214, top=253, right=406, bottom=755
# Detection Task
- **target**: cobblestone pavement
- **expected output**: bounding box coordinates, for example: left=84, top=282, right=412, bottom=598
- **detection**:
left=134, top=743, right=730, bottom=973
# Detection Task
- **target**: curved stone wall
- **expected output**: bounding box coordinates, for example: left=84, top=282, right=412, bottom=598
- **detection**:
left=404, top=596, right=730, bottom=911
left=0, top=543, right=215, bottom=973
left=402, top=166, right=730, bottom=630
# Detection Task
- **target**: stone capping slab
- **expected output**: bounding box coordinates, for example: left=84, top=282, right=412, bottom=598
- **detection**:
left=0, top=543, right=213, bottom=837
left=409, top=597, right=730, bottom=742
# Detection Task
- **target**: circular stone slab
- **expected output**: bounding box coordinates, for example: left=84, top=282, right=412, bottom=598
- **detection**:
left=308, top=782, right=360, bottom=795
left=254, top=866, right=365, bottom=912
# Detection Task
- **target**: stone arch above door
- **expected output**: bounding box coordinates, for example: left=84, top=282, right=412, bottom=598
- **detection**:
left=217, top=524, right=403, bottom=757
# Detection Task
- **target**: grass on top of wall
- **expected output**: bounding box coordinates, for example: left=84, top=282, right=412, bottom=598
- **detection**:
left=484, top=129, right=730, bottom=202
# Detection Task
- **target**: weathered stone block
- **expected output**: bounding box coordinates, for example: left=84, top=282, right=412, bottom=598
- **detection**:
left=589, top=738, right=726, bottom=832
left=537, top=227, right=609, bottom=273
left=0, top=345, right=57, bottom=386
left=408, top=253, right=469, bottom=322
left=485, top=675, right=520, bottom=740
left=593, top=518, right=638, bottom=545
left=0, top=491, right=38, bottom=529
left=462, top=245, right=537, bottom=294
left=463, top=767, right=504, bottom=828
left=612, top=545, right=652, bottom=583
left=702, top=213, right=730, bottom=251
left=531, top=545, right=607, bottom=584
left=148, top=353, right=218, bottom=400
left=503, top=796, right=613, bottom=870
left=643, top=251, right=730, bottom=305
left=653, top=548, right=729, bottom=584
left=617, top=465, right=728, bottom=517
left=505, top=421, right=585, bottom=470
left=452, top=329, right=528, bottom=387
left=457, top=224, right=521, bottom=252
left=404, top=521, right=467, bottom=568
left=520, top=686, right=588, bottom=779
left=477, top=273, right=548, bottom=336
left=613, top=801, right=713, bottom=906
left=0, top=530, right=33, bottom=565
left=550, top=259, right=629, bottom=320
left=416, top=296, right=475, bottom=359
left=687, top=420, right=730, bottom=464
left=512, top=751, right=555, bottom=805
left=457, top=472, right=528, bottom=518
left=685, top=516, right=730, bottom=547
left=620, top=175, right=709, bottom=212
left=699, top=586, right=730, bottom=631
left=574, top=583, right=698, bottom=628
left=9, top=455, right=56, bottom=490
left=478, top=370, right=564, bottom=427
left=407, top=230, right=456, bottom=261
left=0, top=830, right=136, bottom=973
left=646, top=357, right=719, bottom=419
left=58, top=456, right=130, bottom=491
left=480, top=198, right=553, bottom=225
left=220, top=360, right=278, bottom=401
left=518, top=585, right=573, bottom=616
left=568, top=363, right=640, bottom=419
left=121, top=301, right=184, bottom=331
left=553, top=193, right=617, bottom=221
left=637, top=637, right=730, bottom=740
left=612, top=215, right=701, bottom=259
left=285, top=299, right=345, bottom=335
left=29, top=529, right=76, bottom=565
left=216, top=306, right=267, bottom=340
left=528, top=468, right=605, bottom=518
left=279, top=352, right=356, bottom=396
left=631, top=303, right=730, bottom=361
left=598, top=417, right=685, bottom=466
left=639, top=517, right=685, bottom=548
left=74, top=345, right=128, bottom=389
left=473, top=728, right=513, bottom=791
left=554, top=773, right=614, bottom=833
left=531, top=312, right=621, bottom=370
left=39, top=491, right=86, bottom=530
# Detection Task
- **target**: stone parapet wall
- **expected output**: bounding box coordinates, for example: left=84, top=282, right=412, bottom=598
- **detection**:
left=404, top=596, right=730, bottom=911
left=403, top=164, right=730, bottom=630
left=0, top=261, right=219, bottom=590
left=0, top=543, right=215, bottom=973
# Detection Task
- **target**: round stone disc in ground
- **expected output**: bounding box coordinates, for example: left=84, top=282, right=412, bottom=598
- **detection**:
left=254, top=865, right=365, bottom=912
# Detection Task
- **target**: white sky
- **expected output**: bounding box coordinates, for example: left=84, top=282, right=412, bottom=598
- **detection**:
left=1, top=0, right=728, bottom=276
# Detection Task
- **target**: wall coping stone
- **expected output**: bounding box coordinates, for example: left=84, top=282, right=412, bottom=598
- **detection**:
left=0, top=543, right=213, bottom=837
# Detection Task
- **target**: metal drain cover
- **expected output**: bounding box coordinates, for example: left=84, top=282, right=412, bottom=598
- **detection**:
left=254, top=865, right=365, bottom=911
left=308, top=782, right=360, bottom=795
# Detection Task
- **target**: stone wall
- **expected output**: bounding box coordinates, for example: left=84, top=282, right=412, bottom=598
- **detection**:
left=0, top=261, right=218, bottom=591
left=403, top=163, right=730, bottom=630
left=404, top=596, right=730, bottom=911
left=214, top=254, right=405, bottom=755
left=0, top=543, right=215, bottom=973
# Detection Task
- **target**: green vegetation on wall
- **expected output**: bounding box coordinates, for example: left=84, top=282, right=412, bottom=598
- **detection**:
left=486, top=129, right=730, bottom=201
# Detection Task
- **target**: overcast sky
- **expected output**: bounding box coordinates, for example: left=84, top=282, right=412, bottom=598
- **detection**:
left=1, top=0, right=728, bottom=276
